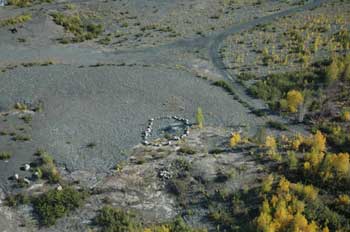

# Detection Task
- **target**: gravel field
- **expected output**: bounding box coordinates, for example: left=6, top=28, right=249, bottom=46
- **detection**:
left=0, top=64, right=262, bottom=189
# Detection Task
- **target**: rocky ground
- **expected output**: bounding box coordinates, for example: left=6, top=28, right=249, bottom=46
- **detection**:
left=0, top=126, right=269, bottom=231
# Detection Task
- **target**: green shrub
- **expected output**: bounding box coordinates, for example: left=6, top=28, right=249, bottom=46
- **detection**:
left=212, top=80, right=234, bottom=94
left=94, top=206, right=141, bottom=232
left=237, top=72, right=256, bottom=81
left=40, top=152, right=60, bottom=183
left=12, top=134, right=31, bottom=141
left=20, top=114, right=32, bottom=123
left=33, top=187, right=88, bottom=226
left=172, top=158, right=191, bottom=174
left=0, top=151, right=12, bottom=160
left=7, top=0, right=32, bottom=7
left=50, top=12, right=103, bottom=43
left=209, top=148, right=226, bottom=154
left=287, top=151, right=298, bottom=170
left=170, top=216, right=207, bottom=232
left=6, top=193, right=30, bottom=207
left=7, top=0, right=51, bottom=7
left=0, top=13, right=32, bottom=26
left=248, top=71, right=319, bottom=110
left=196, top=107, right=204, bottom=129
left=167, top=179, right=188, bottom=196
left=266, top=120, right=288, bottom=131
left=178, top=146, right=196, bottom=155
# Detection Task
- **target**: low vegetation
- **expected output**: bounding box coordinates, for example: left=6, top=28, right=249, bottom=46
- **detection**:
left=50, top=12, right=103, bottom=43
left=0, top=13, right=32, bottom=27
left=94, top=207, right=206, bottom=232
left=7, top=0, right=52, bottom=7
left=0, top=151, right=12, bottom=160
left=33, top=187, right=88, bottom=226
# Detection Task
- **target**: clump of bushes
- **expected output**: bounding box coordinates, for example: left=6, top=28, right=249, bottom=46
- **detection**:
left=266, top=120, right=288, bottom=131
left=33, top=150, right=61, bottom=183
left=50, top=12, right=103, bottom=43
left=178, top=146, right=196, bottom=155
left=6, top=193, right=31, bottom=207
left=0, top=151, right=12, bottom=160
left=94, top=206, right=141, bottom=232
left=7, top=0, right=32, bottom=7
left=33, top=187, right=88, bottom=226
left=248, top=71, right=317, bottom=111
left=7, top=0, right=52, bottom=7
left=0, top=13, right=32, bottom=27
left=212, top=80, right=234, bottom=94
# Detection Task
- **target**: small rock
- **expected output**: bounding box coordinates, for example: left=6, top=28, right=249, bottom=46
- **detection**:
left=24, top=164, right=30, bottom=171
left=23, top=178, right=30, bottom=184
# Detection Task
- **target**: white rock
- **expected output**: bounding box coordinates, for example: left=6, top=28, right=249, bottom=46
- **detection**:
left=14, top=173, right=19, bottom=180
left=24, top=164, right=30, bottom=171
left=57, top=185, right=63, bottom=191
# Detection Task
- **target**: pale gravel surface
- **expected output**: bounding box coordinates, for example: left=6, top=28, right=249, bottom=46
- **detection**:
left=0, top=64, right=262, bottom=189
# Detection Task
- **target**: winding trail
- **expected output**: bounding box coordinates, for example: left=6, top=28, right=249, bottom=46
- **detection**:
left=113, top=0, right=327, bottom=114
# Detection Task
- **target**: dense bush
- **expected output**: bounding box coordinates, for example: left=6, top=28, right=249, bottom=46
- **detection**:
left=212, top=80, right=234, bottom=94
left=33, top=187, right=88, bottom=226
left=38, top=151, right=61, bottom=183
left=248, top=70, right=323, bottom=111
left=266, top=120, right=288, bottom=131
left=0, top=151, right=12, bottom=160
left=94, top=206, right=141, bottom=232
left=6, top=193, right=31, bottom=207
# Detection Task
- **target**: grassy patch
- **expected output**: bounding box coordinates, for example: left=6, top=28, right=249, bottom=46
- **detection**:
left=0, top=13, right=32, bottom=27
left=50, top=12, right=103, bottom=43
left=7, top=0, right=52, bottom=7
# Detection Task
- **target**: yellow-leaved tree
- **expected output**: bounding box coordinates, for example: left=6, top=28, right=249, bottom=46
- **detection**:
left=230, top=132, right=241, bottom=147
left=312, top=130, right=326, bottom=153
left=286, top=90, right=304, bottom=113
